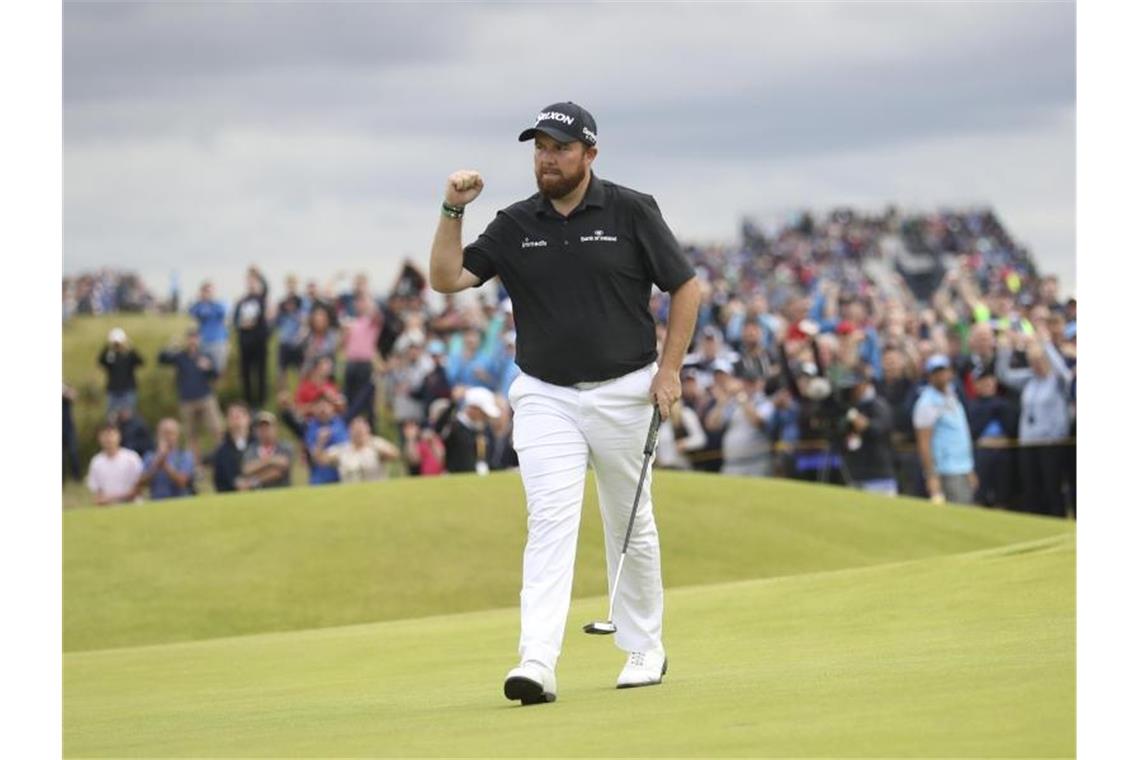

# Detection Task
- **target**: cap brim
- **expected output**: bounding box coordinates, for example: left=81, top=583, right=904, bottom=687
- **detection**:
left=518, top=126, right=578, bottom=143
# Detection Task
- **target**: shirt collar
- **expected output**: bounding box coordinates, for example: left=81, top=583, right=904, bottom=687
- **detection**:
left=532, top=172, right=606, bottom=218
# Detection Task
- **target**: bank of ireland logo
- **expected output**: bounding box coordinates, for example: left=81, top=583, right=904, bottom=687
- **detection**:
left=581, top=229, right=618, bottom=243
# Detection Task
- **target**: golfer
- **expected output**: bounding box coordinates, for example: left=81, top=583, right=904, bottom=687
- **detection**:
left=429, top=101, right=699, bottom=704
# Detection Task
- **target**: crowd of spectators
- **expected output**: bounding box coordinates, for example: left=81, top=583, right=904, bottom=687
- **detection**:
left=70, top=208, right=1076, bottom=518
left=63, top=270, right=157, bottom=319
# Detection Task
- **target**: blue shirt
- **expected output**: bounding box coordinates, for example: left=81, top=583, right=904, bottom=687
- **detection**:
left=446, top=345, right=497, bottom=390
left=158, top=349, right=217, bottom=402
left=913, top=385, right=974, bottom=475
left=142, top=449, right=196, bottom=499
left=189, top=300, right=228, bottom=343
left=305, top=417, right=349, bottom=485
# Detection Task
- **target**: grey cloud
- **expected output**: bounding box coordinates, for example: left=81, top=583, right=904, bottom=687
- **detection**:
left=63, top=1, right=1076, bottom=294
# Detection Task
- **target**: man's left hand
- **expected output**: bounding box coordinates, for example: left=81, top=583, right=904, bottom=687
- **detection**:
left=649, top=368, right=681, bottom=420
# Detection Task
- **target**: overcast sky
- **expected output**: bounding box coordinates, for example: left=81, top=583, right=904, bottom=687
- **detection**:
left=64, top=1, right=1076, bottom=302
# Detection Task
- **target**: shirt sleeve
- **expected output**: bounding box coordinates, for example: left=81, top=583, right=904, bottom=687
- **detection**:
left=912, top=396, right=939, bottom=430
left=631, top=194, right=696, bottom=292
left=462, top=211, right=511, bottom=286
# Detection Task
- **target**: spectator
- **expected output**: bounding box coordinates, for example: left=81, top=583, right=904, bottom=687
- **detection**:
left=158, top=327, right=223, bottom=462
left=880, top=346, right=921, bottom=495
left=913, top=354, right=977, bottom=505
left=439, top=386, right=499, bottom=475
left=733, top=321, right=771, bottom=382
left=495, top=331, right=522, bottom=398
left=275, top=275, right=307, bottom=392
left=85, top=421, right=144, bottom=506
left=684, top=325, right=736, bottom=388
left=387, top=336, right=433, bottom=423
left=135, top=418, right=196, bottom=500
left=316, top=416, right=401, bottom=483
left=996, top=329, right=1073, bottom=517
left=342, top=292, right=383, bottom=428
left=237, top=411, right=294, bottom=490
left=294, top=356, right=345, bottom=419
left=188, top=280, right=229, bottom=373
left=302, top=303, right=339, bottom=372
left=63, top=384, right=82, bottom=481
left=114, top=406, right=154, bottom=458
left=413, top=339, right=453, bottom=409
left=446, top=328, right=497, bottom=390
left=402, top=419, right=446, bottom=476
left=655, top=397, right=708, bottom=470
left=98, top=327, right=144, bottom=415
left=840, top=364, right=897, bottom=494
left=704, top=362, right=775, bottom=477
left=234, top=266, right=270, bottom=408
left=209, top=401, right=252, bottom=493
left=304, top=279, right=338, bottom=326
left=303, top=395, right=351, bottom=485
left=966, top=366, right=1018, bottom=508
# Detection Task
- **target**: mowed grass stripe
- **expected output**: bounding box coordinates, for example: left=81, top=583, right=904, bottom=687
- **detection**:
left=64, top=534, right=1074, bottom=758
left=64, top=471, right=1072, bottom=652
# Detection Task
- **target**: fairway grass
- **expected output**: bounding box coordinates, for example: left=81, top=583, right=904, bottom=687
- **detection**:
left=65, top=471, right=1069, bottom=651
left=65, top=534, right=1074, bottom=757
left=64, top=472, right=1074, bottom=757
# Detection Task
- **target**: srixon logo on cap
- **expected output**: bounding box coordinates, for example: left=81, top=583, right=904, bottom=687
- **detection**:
left=536, top=111, right=575, bottom=126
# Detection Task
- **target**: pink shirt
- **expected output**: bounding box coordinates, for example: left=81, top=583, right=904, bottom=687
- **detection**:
left=344, top=315, right=381, bottom=362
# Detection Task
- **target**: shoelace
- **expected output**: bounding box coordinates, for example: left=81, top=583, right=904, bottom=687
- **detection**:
left=629, top=652, right=647, bottom=667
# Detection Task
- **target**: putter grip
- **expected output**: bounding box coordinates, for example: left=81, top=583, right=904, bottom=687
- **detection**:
left=643, top=407, right=662, bottom=455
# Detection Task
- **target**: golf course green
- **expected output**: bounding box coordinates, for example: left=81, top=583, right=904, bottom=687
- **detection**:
left=63, top=471, right=1074, bottom=757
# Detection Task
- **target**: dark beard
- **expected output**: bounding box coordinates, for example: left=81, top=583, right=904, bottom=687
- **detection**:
left=535, top=164, right=587, bottom=200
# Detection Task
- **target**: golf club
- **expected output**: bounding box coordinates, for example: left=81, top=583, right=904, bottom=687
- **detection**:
left=583, top=406, right=662, bottom=635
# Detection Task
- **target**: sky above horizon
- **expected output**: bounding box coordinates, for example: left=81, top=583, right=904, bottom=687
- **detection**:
left=64, top=1, right=1076, bottom=302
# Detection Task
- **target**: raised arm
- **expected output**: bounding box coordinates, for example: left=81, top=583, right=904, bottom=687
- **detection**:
left=429, top=170, right=485, bottom=294
left=995, top=344, right=1032, bottom=391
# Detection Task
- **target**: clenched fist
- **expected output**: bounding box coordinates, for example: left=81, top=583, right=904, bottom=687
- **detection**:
left=445, top=170, right=484, bottom=207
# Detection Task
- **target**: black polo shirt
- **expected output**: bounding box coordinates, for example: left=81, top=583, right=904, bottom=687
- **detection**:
left=462, top=173, right=695, bottom=386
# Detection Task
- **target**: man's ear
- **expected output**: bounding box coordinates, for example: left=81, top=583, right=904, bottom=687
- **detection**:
left=584, top=145, right=598, bottom=166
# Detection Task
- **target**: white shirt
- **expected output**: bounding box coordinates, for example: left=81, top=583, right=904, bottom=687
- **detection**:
left=655, top=406, right=708, bottom=469
left=86, top=448, right=144, bottom=503
left=327, top=438, right=391, bottom=483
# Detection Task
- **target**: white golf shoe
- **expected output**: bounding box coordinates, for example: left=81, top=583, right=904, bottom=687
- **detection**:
left=616, top=647, right=668, bottom=689
left=503, top=660, right=557, bottom=705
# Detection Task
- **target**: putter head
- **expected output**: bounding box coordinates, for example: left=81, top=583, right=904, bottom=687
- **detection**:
left=582, top=620, right=617, bottom=635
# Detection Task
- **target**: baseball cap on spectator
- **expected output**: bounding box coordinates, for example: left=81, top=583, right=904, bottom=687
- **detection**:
left=835, top=320, right=857, bottom=337
left=427, top=339, right=447, bottom=356
left=925, top=354, right=952, bottom=374
left=518, top=101, right=598, bottom=146
left=464, top=386, right=501, bottom=418
left=712, top=358, right=735, bottom=375
left=108, top=327, right=127, bottom=344
left=254, top=411, right=276, bottom=426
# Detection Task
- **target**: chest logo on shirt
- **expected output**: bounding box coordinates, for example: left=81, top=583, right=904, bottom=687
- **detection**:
left=580, top=229, right=618, bottom=243
left=521, top=237, right=548, bottom=249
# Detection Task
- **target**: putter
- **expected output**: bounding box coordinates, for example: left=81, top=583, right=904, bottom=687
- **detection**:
left=583, top=406, right=662, bottom=635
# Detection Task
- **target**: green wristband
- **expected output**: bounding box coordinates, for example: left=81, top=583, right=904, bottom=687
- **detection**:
left=441, top=202, right=465, bottom=219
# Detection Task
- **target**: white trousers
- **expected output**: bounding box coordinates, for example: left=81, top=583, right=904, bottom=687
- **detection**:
left=507, top=362, right=664, bottom=669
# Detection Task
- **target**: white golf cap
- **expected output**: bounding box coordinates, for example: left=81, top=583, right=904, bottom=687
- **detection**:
left=108, top=327, right=127, bottom=343
left=464, top=386, right=501, bottom=418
